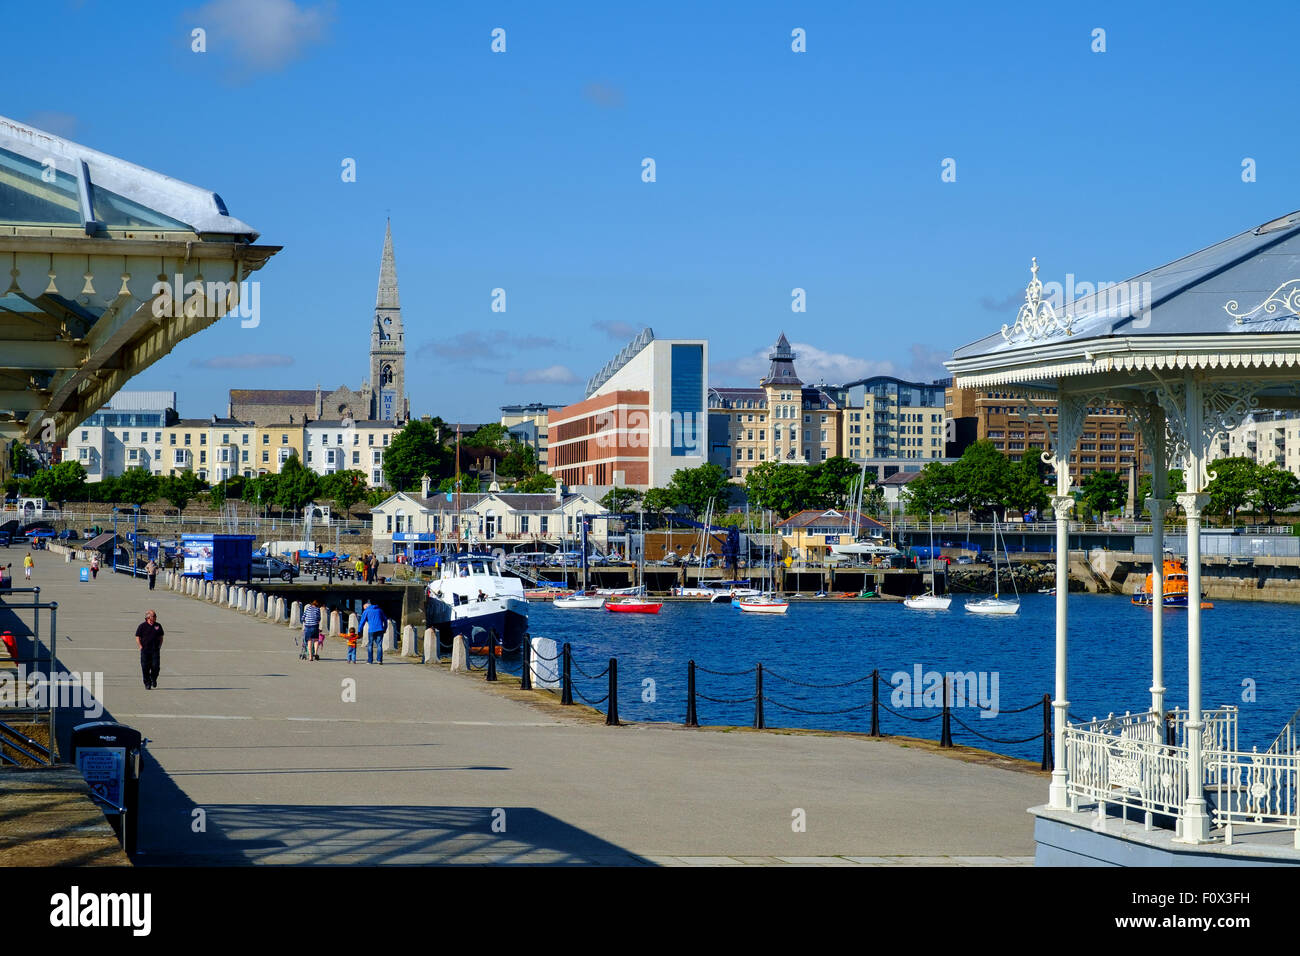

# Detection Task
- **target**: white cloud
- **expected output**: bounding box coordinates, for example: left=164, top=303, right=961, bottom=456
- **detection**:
left=592, top=320, right=639, bottom=340
left=193, top=0, right=334, bottom=71
left=506, top=365, right=579, bottom=385
left=712, top=341, right=899, bottom=386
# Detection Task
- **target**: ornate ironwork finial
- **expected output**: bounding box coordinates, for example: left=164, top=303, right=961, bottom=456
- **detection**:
left=1002, top=257, right=1073, bottom=343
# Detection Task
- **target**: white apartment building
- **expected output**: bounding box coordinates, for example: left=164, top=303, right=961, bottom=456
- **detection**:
left=65, top=390, right=177, bottom=480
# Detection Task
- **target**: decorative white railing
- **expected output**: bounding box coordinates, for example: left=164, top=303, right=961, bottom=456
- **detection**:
left=1208, top=749, right=1300, bottom=847
left=1066, top=726, right=1189, bottom=820
left=1066, top=706, right=1300, bottom=848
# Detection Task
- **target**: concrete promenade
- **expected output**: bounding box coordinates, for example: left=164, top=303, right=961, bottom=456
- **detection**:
left=7, top=555, right=1043, bottom=865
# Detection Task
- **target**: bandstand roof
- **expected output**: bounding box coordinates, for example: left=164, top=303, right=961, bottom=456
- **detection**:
left=0, top=114, right=279, bottom=445
left=948, top=210, right=1300, bottom=398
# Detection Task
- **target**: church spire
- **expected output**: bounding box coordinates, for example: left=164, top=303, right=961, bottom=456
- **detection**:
left=376, top=218, right=400, bottom=310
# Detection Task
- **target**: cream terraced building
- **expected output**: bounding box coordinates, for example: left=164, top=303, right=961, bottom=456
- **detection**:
left=303, top=419, right=403, bottom=488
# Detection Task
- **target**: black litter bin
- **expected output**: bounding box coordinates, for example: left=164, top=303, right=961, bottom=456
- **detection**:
left=70, top=721, right=143, bottom=856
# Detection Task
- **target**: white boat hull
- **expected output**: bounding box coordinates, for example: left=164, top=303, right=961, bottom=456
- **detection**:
left=904, top=593, right=952, bottom=610
left=965, top=599, right=1020, bottom=616
left=553, top=595, right=605, bottom=609
left=738, top=601, right=789, bottom=613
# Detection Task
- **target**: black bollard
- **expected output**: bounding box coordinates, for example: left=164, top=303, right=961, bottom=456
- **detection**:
left=685, top=660, right=699, bottom=727
left=870, top=669, right=880, bottom=737
left=753, top=663, right=765, bottom=729
left=940, top=676, right=953, bottom=747
left=561, top=642, right=573, bottom=705
left=486, top=636, right=498, bottom=681
left=520, top=635, right=532, bottom=691
left=1041, top=693, right=1052, bottom=771
left=606, top=658, right=619, bottom=726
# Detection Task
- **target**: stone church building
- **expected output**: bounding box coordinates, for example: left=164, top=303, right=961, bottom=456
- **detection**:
left=229, top=221, right=410, bottom=426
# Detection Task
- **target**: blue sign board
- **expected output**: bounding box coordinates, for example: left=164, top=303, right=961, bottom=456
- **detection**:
left=393, top=532, right=437, bottom=542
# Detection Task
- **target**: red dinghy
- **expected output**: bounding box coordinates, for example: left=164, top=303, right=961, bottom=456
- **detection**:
left=604, top=597, right=662, bottom=614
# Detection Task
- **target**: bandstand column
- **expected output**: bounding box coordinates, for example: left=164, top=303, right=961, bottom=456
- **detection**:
left=1049, top=493, right=1073, bottom=809
left=1145, top=496, right=1171, bottom=717
left=1176, top=490, right=1212, bottom=842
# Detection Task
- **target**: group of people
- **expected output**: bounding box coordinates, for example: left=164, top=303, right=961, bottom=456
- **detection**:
left=352, top=553, right=380, bottom=583
left=300, top=597, right=389, bottom=664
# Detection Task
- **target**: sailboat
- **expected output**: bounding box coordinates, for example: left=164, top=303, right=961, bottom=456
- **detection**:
left=737, top=509, right=790, bottom=613
left=605, top=509, right=661, bottom=613
left=965, top=518, right=1020, bottom=615
left=904, top=513, right=951, bottom=610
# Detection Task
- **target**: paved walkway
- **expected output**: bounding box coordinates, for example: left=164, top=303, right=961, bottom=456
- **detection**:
left=5, top=556, right=1043, bottom=865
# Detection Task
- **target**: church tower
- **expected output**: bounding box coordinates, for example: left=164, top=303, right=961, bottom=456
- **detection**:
left=370, top=220, right=408, bottom=421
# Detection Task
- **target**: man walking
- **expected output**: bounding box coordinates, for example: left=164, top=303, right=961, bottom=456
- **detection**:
left=360, top=598, right=388, bottom=665
left=135, top=609, right=164, bottom=690
left=301, top=598, right=322, bottom=661
left=146, top=557, right=157, bottom=590
left=23, top=551, right=34, bottom=580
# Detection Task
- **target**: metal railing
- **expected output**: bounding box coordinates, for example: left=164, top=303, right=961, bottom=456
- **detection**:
left=1209, top=749, right=1300, bottom=847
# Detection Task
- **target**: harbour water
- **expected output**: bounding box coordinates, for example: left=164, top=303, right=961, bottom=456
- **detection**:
left=530, top=594, right=1300, bottom=762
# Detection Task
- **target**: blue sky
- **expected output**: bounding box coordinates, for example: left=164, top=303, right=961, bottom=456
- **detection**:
left=11, top=0, right=1300, bottom=421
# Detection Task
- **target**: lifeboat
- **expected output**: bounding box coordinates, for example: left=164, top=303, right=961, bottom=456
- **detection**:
left=1132, top=555, right=1213, bottom=609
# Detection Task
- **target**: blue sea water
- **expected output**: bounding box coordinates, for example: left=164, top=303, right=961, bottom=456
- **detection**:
left=524, top=594, right=1300, bottom=761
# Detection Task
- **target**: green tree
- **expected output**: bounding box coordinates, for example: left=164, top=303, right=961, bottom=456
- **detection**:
left=319, top=470, right=368, bottom=516
left=207, top=481, right=227, bottom=511
left=9, top=442, right=38, bottom=477
left=812, top=457, right=864, bottom=510
left=384, top=419, right=453, bottom=492
left=116, top=467, right=158, bottom=507
left=744, top=461, right=816, bottom=517
left=664, top=463, right=731, bottom=518
left=1007, top=445, right=1049, bottom=516
left=950, top=440, right=1012, bottom=518
left=1206, top=457, right=1257, bottom=525
left=275, top=452, right=319, bottom=513
left=902, top=460, right=960, bottom=517
left=1250, top=462, right=1300, bottom=523
left=1079, top=470, right=1126, bottom=518
left=641, top=486, right=678, bottom=514
left=515, top=472, right=556, bottom=494
left=600, top=487, right=643, bottom=513
left=466, top=423, right=510, bottom=449
left=498, top=441, right=537, bottom=479
left=28, top=460, right=87, bottom=507
left=159, top=471, right=205, bottom=516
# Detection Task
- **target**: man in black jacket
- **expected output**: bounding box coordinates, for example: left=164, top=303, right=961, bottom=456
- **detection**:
left=135, top=609, right=164, bottom=690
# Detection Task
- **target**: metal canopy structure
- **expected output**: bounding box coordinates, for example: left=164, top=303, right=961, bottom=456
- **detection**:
left=948, top=210, right=1300, bottom=855
left=0, top=114, right=280, bottom=445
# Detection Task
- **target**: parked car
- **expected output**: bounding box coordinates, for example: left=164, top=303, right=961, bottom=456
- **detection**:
left=956, top=555, right=974, bottom=565
left=56, top=529, right=80, bottom=540
left=251, top=555, right=300, bottom=582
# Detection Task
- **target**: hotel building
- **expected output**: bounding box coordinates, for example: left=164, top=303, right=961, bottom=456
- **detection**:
left=548, top=329, right=708, bottom=490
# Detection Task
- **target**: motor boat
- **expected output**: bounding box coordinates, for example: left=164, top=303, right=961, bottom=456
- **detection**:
left=1132, top=553, right=1213, bottom=609
left=425, top=553, right=528, bottom=652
